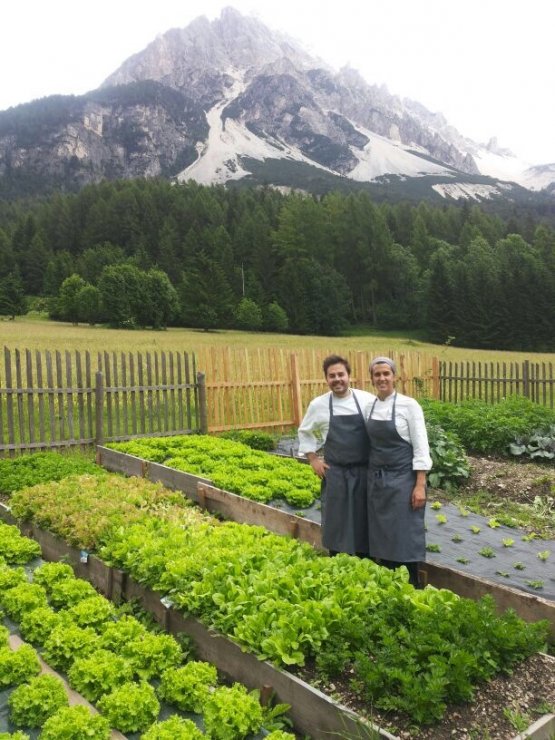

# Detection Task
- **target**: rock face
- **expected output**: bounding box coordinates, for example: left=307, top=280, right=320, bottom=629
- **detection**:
left=0, top=6, right=552, bottom=199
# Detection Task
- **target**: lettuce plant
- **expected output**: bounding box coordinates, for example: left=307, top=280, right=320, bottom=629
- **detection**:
left=122, top=631, right=182, bottom=680
left=98, top=614, right=147, bottom=651
left=0, top=563, right=27, bottom=591
left=19, top=606, right=71, bottom=646
left=0, top=523, right=41, bottom=564
left=42, top=623, right=100, bottom=671
left=8, top=674, right=68, bottom=728
left=0, top=644, right=41, bottom=687
left=0, top=451, right=101, bottom=494
left=67, top=594, right=115, bottom=629
left=48, top=577, right=97, bottom=609
left=67, top=649, right=134, bottom=702
left=203, top=684, right=264, bottom=740
left=1, top=583, right=48, bottom=621
left=40, top=705, right=110, bottom=740
left=141, top=715, right=205, bottom=739
left=32, top=561, right=75, bottom=593
left=0, top=731, right=31, bottom=739
left=97, top=681, right=160, bottom=733
left=158, top=661, right=218, bottom=712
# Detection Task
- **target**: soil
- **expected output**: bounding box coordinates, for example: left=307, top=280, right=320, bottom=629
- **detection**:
left=304, top=652, right=555, bottom=740
left=431, top=455, right=555, bottom=538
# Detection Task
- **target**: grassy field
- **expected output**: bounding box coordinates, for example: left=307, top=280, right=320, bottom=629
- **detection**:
left=2, top=315, right=555, bottom=364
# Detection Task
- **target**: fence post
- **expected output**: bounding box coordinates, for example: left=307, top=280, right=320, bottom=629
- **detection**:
left=432, top=357, right=440, bottom=400
left=95, top=371, right=104, bottom=446
left=522, top=360, right=530, bottom=399
left=290, top=353, right=303, bottom=427
left=197, top=371, right=208, bottom=434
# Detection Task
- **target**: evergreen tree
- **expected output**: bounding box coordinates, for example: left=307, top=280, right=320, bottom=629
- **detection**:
left=77, top=243, right=126, bottom=284
left=44, top=251, right=74, bottom=296
left=0, top=271, right=26, bottom=319
left=178, top=253, right=235, bottom=331
left=425, top=247, right=458, bottom=344
left=20, top=232, right=51, bottom=295
left=276, top=257, right=350, bottom=335
left=263, top=301, right=289, bottom=333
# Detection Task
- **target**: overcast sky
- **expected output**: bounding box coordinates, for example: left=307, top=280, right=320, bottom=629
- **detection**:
left=2, top=1, right=554, bottom=165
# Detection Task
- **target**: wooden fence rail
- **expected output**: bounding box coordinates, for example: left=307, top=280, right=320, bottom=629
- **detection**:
left=2, top=347, right=553, bottom=455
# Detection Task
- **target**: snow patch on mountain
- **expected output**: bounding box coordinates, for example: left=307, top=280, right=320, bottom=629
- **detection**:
left=347, top=124, right=453, bottom=181
left=432, top=182, right=515, bottom=201
left=178, top=68, right=335, bottom=185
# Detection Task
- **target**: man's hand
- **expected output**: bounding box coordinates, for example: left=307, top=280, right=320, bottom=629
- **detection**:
left=307, top=453, right=329, bottom=479
left=411, top=483, right=427, bottom=509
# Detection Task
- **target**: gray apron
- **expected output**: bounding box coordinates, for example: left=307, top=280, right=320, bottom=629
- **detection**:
left=321, top=392, right=370, bottom=554
left=366, top=393, right=425, bottom=562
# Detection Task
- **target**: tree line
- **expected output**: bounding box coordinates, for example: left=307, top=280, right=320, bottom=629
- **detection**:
left=0, top=178, right=554, bottom=350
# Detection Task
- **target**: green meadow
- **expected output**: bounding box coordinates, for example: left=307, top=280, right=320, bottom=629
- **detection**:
left=2, top=315, right=554, bottom=364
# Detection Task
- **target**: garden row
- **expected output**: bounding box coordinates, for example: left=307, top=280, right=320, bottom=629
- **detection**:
left=0, top=522, right=293, bottom=740
left=0, top=518, right=295, bottom=739
left=4, top=465, right=551, bottom=731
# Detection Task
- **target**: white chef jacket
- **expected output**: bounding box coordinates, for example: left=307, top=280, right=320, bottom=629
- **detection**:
left=364, top=391, right=432, bottom=470
left=298, top=389, right=376, bottom=456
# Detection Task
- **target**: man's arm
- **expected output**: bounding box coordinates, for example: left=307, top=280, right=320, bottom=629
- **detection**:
left=298, top=396, right=329, bottom=479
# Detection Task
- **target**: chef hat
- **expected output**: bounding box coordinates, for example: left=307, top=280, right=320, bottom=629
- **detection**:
left=369, top=356, right=397, bottom=374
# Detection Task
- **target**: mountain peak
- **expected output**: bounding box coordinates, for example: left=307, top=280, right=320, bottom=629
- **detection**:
left=1, top=6, right=553, bottom=200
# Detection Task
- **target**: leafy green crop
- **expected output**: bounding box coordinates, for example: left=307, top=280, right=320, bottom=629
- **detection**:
left=19, top=606, right=70, bottom=646
left=97, top=681, right=160, bottom=733
left=42, top=623, right=100, bottom=671
left=122, top=631, right=182, bottom=680
left=141, top=715, right=205, bottom=739
left=10, top=473, right=200, bottom=550
left=98, top=614, right=147, bottom=651
left=0, top=451, right=102, bottom=494
left=32, top=561, right=75, bottom=593
left=158, top=661, right=218, bottom=712
left=67, top=649, right=134, bottom=702
left=67, top=594, right=116, bottom=629
left=8, top=674, right=68, bottom=728
left=203, top=683, right=264, bottom=740
left=48, top=577, right=98, bottom=609
left=426, top=423, right=470, bottom=491
left=0, top=563, right=27, bottom=591
left=0, top=522, right=41, bottom=564
left=0, top=644, right=40, bottom=687
left=40, top=705, right=111, bottom=740
left=422, top=397, right=555, bottom=458
left=1, top=583, right=48, bottom=621
left=218, top=429, right=276, bottom=451
left=110, top=434, right=320, bottom=508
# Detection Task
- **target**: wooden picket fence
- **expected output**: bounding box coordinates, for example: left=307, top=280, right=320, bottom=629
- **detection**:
left=0, top=348, right=204, bottom=455
left=439, top=360, right=555, bottom=407
left=196, top=347, right=438, bottom=432
left=1, top=346, right=554, bottom=455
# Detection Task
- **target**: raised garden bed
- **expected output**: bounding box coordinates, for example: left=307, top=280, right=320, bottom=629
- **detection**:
left=0, top=504, right=389, bottom=739
left=96, top=446, right=555, bottom=642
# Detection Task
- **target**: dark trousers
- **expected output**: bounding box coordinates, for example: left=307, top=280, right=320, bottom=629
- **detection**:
left=379, top=559, right=421, bottom=588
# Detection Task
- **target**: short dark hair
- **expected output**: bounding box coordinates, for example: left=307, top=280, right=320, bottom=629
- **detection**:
left=323, top=354, right=351, bottom=376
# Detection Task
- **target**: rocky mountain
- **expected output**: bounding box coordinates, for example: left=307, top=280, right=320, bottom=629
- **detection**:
left=0, top=6, right=553, bottom=202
